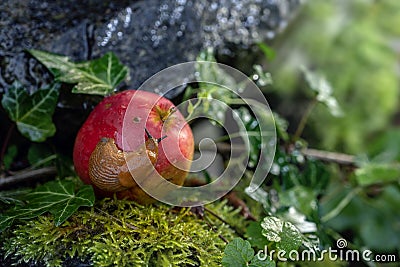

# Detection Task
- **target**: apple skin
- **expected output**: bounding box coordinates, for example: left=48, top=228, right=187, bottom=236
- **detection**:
left=73, top=90, right=194, bottom=204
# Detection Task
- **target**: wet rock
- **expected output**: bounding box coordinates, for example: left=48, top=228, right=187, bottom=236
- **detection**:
left=0, top=0, right=300, bottom=97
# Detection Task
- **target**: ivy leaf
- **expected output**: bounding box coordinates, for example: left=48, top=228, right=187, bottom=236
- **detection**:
left=261, top=216, right=303, bottom=254
left=222, top=237, right=254, bottom=267
left=0, top=189, right=29, bottom=205
left=29, top=50, right=129, bottom=96
left=301, top=66, right=343, bottom=117
left=0, top=179, right=95, bottom=232
left=1, top=81, right=60, bottom=142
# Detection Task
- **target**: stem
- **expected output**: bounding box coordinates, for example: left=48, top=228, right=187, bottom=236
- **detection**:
left=0, top=123, right=15, bottom=169
left=293, top=98, right=318, bottom=141
left=30, top=154, right=58, bottom=169
left=321, top=187, right=362, bottom=222
left=203, top=217, right=229, bottom=244
left=324, top=228, right=361, bottom=251
left=302, top=148, right=355, bottom=166
left=0, top=166, right=57, bottom=188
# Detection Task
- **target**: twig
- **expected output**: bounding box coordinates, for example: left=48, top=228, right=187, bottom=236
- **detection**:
left=195, top=142, right=246, bottom=155
left=302, top=148, right=356, bottom=166
left=0, top=166, right=57, bottom=188
left=204, top=207, right=245, bottom=239
left=200, top=142, right=356, bottom=166
left=293, top=98, right=318, bottom=141
left=203, top=217, right=229, bottom=244
left=224, top=191, right=257, bottom=221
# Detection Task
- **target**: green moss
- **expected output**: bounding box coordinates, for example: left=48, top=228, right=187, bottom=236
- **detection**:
left=1, top=198, right=245, bottom=267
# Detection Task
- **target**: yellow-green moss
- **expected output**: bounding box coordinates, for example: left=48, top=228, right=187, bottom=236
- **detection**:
left=1, top=198, right=245, bottom=267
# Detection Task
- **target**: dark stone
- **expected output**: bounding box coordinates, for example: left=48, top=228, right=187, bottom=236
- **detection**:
left=0, top=0, right=300, bottom=96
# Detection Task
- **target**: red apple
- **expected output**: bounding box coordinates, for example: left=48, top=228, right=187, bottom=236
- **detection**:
left=73, top=90, right=194, bottom=204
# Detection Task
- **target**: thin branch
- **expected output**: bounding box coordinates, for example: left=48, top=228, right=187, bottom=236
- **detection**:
left=203, top=217, right=229, bottom=244
left=293, top=98, right=318, bottom=141
left=196, top=142, right=246, bottom=155
left=224, top=191, right=257, bottom=221
left=200, top=142, right=357, bottom=166
left=302, top=148, right=356, bottom=166
left=0, top=166, right=57, bottom=188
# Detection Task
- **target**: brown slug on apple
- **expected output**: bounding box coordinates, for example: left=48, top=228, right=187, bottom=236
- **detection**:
left=73, top=90, right=194, bottom=204
left=88, top=129, right=163, bottom=192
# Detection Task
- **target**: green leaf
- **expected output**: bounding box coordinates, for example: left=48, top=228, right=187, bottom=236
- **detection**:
left=3, top=145, right=17, bottom=170
left=355, top=163, right=400, bottom=186
left=258, top=43, right=276, bottom=61
left=187, top=100, right=194, bottom=115
left=222, top=237, right=254, bottom=267
left=0, top=179, right=95, bottom=232
left=28, top=143, right=56, bottom=167
left=261, top=216, right=302, bottom=254
left=279, top=186, right=317, bottom=216
left=196, top=89, right=231, bottom=126
left=301, top=66, right=343, bottom=117
left=273, top=112, right=289, bottom=142
left=249, top=256, right=276, bottom=267
left=196, top=49, right=237, bottom=100
left=246, top=221, right=270, bottom=250
left=0, top=189, right=29, bottom=205
left=29, top=50, right=129, bottom=96
left=1, top=81, right=60, bottom=142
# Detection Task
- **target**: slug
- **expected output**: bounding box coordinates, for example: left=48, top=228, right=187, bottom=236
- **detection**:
left=88, top=130, right=165, bottom=192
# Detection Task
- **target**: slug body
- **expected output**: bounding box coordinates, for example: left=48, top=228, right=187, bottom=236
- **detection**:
left=88, top=136, right=158, bottom=192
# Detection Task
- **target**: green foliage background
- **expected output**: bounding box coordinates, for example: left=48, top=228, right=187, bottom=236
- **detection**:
left=269, top=0, right=400, bottom=153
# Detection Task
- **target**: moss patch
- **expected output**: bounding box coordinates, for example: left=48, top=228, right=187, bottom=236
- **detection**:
left=1, top=198, right=245, bottom=267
